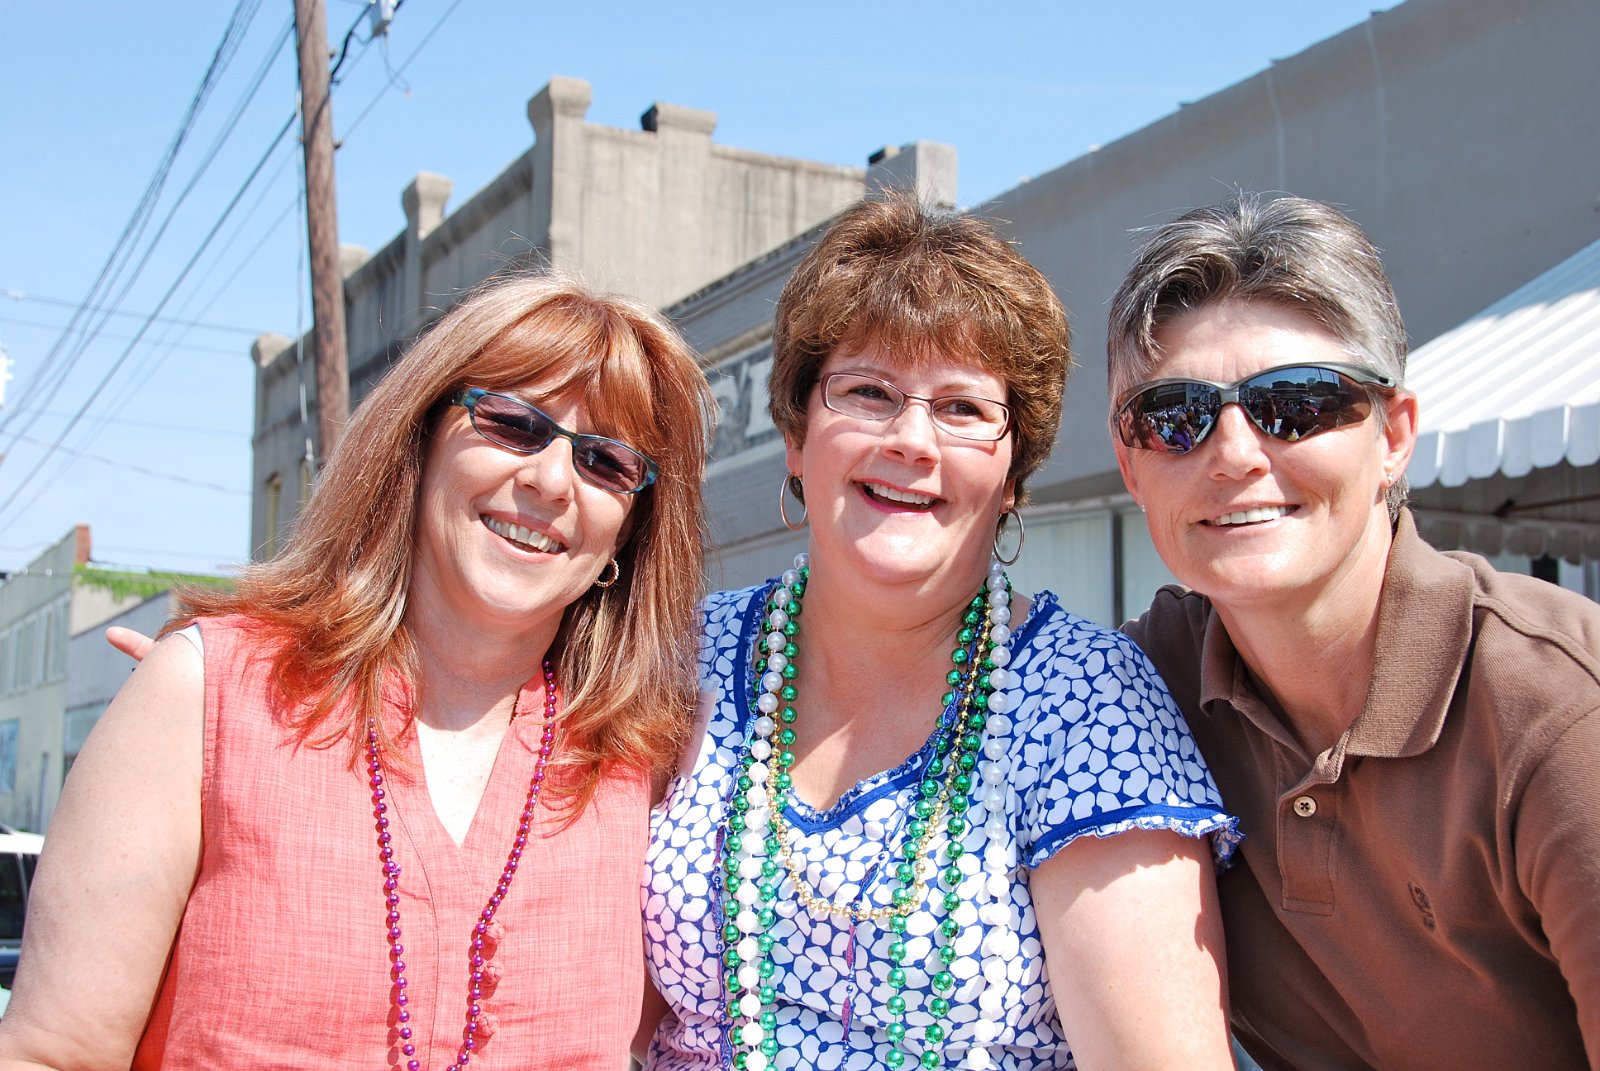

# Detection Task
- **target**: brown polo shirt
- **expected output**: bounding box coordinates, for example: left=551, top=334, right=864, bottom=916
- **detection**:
left=1124, top=511, right=1600, bottom=1070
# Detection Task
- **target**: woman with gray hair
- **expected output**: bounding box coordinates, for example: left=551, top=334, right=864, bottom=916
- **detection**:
left=1108, top=194, right=1600, bottom=1070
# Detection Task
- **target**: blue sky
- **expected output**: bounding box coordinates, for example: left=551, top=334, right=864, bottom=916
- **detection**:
left=0, top=0, right=1386, bottom=576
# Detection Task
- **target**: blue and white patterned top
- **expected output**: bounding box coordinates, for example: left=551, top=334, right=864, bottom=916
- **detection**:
left=642, top=584, right=1239, bottom=1071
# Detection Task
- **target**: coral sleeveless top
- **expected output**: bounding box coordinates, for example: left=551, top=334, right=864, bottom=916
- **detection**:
left=134, top=615, right=648, bottom=1069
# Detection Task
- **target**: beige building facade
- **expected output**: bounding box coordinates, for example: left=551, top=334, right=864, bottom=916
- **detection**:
left=0, top=528, right=168, bottom=832
left=252, top=0, right=1599, bottom=618
left=676, top=0, right=1600, bottom=617
left=249, top=77, right=874, bottom=557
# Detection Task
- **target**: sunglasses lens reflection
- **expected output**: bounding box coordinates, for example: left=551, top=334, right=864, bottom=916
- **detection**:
left=471, top=394, right=650, bottom=493
left=474, top=395, right=556, bottom=452
left=1119, top=366, right=1374, bottom=454
left=572, top=441, right=648, bottom=493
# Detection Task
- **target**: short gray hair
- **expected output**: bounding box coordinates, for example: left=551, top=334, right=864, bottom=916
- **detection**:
left=1106, top=194, right=1409, bottom=517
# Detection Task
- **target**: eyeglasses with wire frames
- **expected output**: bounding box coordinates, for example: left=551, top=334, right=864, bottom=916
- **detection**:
left=1114, top=362, right=1396, bottom=455
left=451, top=388, right=658, bottom=494
left=820, top=372, right=1012, bottom=441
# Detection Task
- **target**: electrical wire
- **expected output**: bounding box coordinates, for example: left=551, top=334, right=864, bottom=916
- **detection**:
left=0, top=291, right=270, bottom=336
left=93, top=161, right=301, bottom=432
left=0, top=317, right=255, bottom=358
left=3, top=434, right=246, bottom=496
left=3, top=1, right=420, bottom=545
left=0, top=112, right=297, bottom=535
left=2, top=0, right=266, bottom=425
left=27, top=411, right=240, bottom=438
left=0, top=12, right=296, bottom=459
left=91, top=546, right=244, bottom=568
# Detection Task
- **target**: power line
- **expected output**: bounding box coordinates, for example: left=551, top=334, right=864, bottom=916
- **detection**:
left=4, top=2, right=426, bottom=537
left=0, top=317, right=252, bottom=358
left=344, top=0, right=477, bottom=142
left=3, top=0, right=268, bottom=426
left=25, top=411, right=242, bottom=438
left=91, top=165, right=302, bottom=435
left=91, top=547, right=244, bottom=569
left=0, top=111, right=298, bottom=535
left=0, top=292, right=271, bottom=337
left=4, top=434, right=247, bottom=496
left=0, top=12, right=296, bottom=459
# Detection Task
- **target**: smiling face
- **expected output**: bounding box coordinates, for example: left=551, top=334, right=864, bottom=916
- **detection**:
left=410, top=386, right=636, bottom=648
left=1115, top=300, right=1416, bottom=619
left=786, top=340, right=1015, bottom=597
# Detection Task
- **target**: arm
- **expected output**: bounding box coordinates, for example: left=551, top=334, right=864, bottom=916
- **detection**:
left=1516, top=706, right=1600, bottom=1066
left=0, top=635, right=204, bottom=1070
left=1031, top=829, right=1234, bottom=1071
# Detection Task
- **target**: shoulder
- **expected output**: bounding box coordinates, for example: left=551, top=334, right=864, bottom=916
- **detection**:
left=191, top=613, right=284, bottom=662
left=699, top=585, right=768, bottom=653
left=701, top=584, right=768, bottom=627
left=133, top=630, right=206, bottom=695
left=696, top=585, right=772, bottom=691
left=1119, top=585, right=1210, bottom=656
left=1448, top=557, right=1600, bottom=780
left=1020, top=592, right=1175, bottom=692
left=1007, top=594, right=1203, bottom=765
left=1007, top=596, right=1234, bottom=864
left=1452, top=552, right=1600, bottom=689
left=1388, top=518, right=1599, bottom=698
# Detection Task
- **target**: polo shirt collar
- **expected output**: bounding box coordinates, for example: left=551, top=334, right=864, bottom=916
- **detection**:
left=1194, top=510, right=1475, bottom=760
left=1350, top=510, right=1474, bottom=757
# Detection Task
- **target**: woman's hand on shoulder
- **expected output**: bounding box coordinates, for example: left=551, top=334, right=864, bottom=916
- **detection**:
left=1030, top=829, right=1234, bottom=1071
left=0, top=634, right=204, bottom=1069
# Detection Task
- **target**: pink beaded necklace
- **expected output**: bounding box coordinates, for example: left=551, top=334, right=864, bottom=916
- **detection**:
left=366, top=660, right=559, bottom=1071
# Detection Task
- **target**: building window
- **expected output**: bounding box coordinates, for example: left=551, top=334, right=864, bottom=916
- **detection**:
left=14, top=618, right=35, bottom=692
left=48, top=595, right=68, bottom=681
left=0, top=719, right=16, bottom=794
left=264, top=473, right=283, bottom=560
left=38, top=607, right=54, bottom=686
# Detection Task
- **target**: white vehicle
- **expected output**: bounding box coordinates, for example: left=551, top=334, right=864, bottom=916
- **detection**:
left=0, top=824, right=43, bottom=993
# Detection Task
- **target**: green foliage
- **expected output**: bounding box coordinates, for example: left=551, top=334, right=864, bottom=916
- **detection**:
left=72, top=564, right=235, bottom=603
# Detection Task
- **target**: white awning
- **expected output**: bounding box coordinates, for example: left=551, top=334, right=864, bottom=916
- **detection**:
left=1407, top=239, right=1600, bottom=489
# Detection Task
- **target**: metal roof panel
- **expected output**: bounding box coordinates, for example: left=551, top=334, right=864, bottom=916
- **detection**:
left=1407, top=240, right=1600, bottom=488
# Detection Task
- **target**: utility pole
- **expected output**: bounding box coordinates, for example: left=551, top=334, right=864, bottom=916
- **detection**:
left=294, top=0, right=348, bottom=461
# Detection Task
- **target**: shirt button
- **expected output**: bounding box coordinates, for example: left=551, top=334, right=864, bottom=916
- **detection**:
left=1292, top=795, right=1318, bottom=818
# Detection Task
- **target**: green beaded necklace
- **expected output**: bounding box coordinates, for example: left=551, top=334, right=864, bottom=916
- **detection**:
left=718, top=554, right=1012, bottom=1071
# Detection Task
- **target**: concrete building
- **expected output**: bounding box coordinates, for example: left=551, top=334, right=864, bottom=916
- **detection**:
left=0, top=529, right=142, bottom=831
left=251, top=0, right=1597, bottom=617
left=0, top=527, right=209, bottom=832
left=677, top=0, right=1600, bottom=617
left=63, top=590, right=173, bottom=787
left=249, top=77, right=871, bottom=558
left=0, top=529, right=77, bottom=832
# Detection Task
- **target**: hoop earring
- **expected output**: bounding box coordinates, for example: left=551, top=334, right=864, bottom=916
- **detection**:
left=778, top=474, right=808, bottom=531
left=593, top=557, right=622, bottom=589
left=993, top=508, right=1025, bottom=566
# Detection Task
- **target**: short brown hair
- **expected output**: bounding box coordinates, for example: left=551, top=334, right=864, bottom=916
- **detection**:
left=769, top=193, right=1071, bottom=503
left=176, top=272, right=715, bottom=796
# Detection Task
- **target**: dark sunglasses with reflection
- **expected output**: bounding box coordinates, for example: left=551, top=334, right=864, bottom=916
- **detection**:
left=452, top=388, right=658, bottom=494
left=1114, top=363, right=1396, bottom=455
